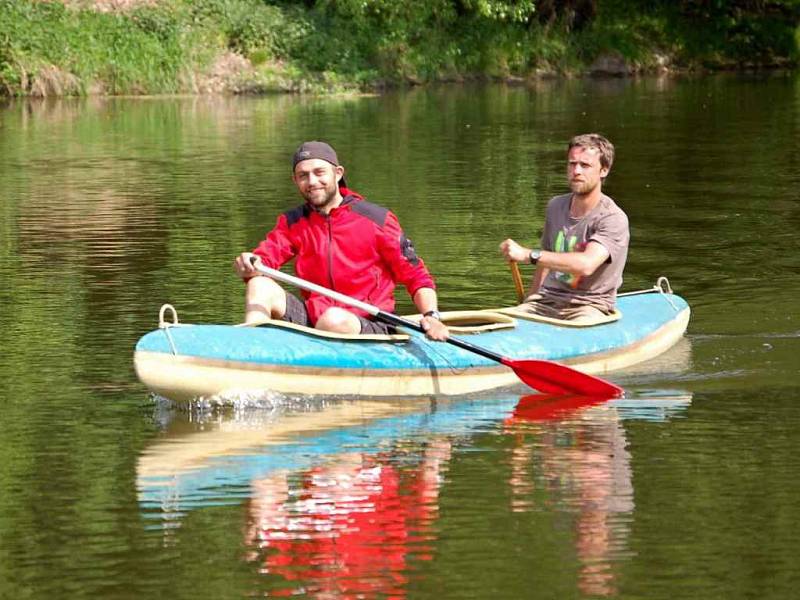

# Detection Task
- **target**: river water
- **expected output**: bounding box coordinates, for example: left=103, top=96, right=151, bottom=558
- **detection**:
left=1, top=74, right=799, bottom=599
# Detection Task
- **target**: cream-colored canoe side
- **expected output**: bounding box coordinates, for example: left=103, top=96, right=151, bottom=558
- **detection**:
left=566, top=306, right=691, bottom=375
left=133, top=353, right=516, bottom=401
left=133, top=306, right=690, bottom=401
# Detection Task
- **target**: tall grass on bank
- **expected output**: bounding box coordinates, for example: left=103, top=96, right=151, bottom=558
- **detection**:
left=0, top=1, right=197, bottom=95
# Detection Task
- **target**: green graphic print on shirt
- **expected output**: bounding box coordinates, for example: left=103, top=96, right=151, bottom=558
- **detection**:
left=553, top=229, right=587, bottom=288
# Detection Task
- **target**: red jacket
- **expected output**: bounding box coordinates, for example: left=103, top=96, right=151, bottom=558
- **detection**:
left=252, top=189, right=435, bottom=324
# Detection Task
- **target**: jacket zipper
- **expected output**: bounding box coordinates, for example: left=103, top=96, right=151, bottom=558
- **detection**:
left=326, top=215, right=335, bottom=290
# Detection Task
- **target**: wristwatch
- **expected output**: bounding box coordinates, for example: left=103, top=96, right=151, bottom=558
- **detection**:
left=529, top=249, right=542, bottom=265
left=423, top=310, right=442, bottom=321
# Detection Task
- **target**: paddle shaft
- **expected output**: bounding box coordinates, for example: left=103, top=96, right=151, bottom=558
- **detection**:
left=510, top=261, right=525, bottom=303
left=251, top=261, right=505, bottom=360
left=369, top=310, right=508, bottom=363
left=250, top=259, right=623, bottom=397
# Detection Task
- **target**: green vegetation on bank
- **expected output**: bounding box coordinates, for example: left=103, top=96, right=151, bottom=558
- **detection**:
left=1, top=0, right=799, bottom=96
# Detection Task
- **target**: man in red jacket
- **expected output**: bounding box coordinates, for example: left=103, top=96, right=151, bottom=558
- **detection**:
left=234, top=141, right=448, bottom=340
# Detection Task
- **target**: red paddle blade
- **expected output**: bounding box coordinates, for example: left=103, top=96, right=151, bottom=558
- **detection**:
left=501, top=357, right=624, bottom=398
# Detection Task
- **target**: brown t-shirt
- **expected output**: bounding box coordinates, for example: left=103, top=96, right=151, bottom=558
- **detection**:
left=539, top=193, right=629, bottom=312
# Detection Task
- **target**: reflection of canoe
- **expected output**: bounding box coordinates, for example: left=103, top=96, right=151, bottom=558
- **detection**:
left=138, top=398, right=435, bottom=480
left=137, top=392, right=692, bottom=523
left=134, top=285, right=690, bottom=401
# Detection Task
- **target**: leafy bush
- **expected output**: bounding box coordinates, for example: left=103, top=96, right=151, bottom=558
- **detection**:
left=0, top=0, right=798, bottom=96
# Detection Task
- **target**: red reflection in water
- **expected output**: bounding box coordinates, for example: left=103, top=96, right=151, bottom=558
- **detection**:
left=507, top=393, right=612, bottom=424
left=505, top=393, right=633, bottom=597
left=244, top=395, right=632, bottom=598
left=245, top=441, right=451, bottom=598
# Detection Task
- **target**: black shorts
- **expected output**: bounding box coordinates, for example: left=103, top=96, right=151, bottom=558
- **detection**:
left=283, top=293, right=395, bottom=335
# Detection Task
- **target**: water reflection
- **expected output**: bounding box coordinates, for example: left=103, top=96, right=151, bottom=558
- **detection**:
left=245, top=440, right=450, bottom=597
left=137, top=395, right=510, bottom=520
left=505, top=394, right=635, bottom=596
left=138, top=391, right=690, bottom=597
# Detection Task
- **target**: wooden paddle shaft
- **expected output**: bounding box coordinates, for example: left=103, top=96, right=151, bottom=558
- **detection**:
left=510, top=261, right=525, bottom=303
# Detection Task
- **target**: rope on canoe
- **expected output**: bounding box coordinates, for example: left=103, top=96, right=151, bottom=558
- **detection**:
left=418, top=336, right=469, bottom=375
left=618, top=277, right=679, bottom=311
left=158, top=304, right=180, bottom=356
left=656, top=276, right=673, bottom=295
left=655, top=277, right=680, bottom=311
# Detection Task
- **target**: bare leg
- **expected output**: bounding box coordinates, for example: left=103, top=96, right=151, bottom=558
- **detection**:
left=315, top=307, right=362, bottom=334
left=245, top=276, right=287, bottom=324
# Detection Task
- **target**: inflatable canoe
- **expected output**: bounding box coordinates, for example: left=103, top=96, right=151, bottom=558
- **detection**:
left=133, top=278, right=690, bottom=401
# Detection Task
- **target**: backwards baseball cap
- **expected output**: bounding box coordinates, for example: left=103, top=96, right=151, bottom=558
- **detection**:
left=292, top=141, right=346, bottom=187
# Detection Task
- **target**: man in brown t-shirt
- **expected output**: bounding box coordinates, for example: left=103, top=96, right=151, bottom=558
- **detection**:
left=500, top=133, right=629, bottom=322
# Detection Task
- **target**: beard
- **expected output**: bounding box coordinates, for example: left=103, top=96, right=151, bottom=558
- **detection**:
left=569, top=178, right=599, bottom=195
left=303, top=181, right=339, bottom=210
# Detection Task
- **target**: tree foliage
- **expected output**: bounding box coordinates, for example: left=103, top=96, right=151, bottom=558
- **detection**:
left=1, top=0, right=799, bottom=96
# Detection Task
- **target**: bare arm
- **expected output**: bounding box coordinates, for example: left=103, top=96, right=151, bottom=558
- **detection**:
left=500, top=238, right=610, bottom=279
left=412, top=287, right=449, bottom=341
